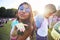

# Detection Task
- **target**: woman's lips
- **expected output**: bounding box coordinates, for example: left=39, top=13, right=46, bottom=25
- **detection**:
left=20, top=15, right=26, bottom=17
left=19, top=12, right=26, bottom=17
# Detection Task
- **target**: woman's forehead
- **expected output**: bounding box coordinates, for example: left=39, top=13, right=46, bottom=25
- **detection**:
left=22, top=4, right=30, bottom=8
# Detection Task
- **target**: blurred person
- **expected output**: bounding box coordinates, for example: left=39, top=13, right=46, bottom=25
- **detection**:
left=34, top=4, right=56, bottom=40
left=50, top=10, right=60, bottom=40
left=49, top=10, right=60, bottom=28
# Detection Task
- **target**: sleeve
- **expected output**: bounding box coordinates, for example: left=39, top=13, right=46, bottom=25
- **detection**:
left=10, top=26, right=15, bottom=35
left=10, top=20, right=18, bottom=35
left=10, top=21, right=15, bottom=35
left=34, top=15, right=44, bottom=28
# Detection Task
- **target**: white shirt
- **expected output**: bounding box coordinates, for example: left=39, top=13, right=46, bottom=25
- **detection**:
left=37, top=18, right=48, bottom=37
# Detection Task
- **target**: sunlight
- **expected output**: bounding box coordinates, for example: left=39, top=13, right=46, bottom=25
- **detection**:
left=0, top=0, right=60, bottom=15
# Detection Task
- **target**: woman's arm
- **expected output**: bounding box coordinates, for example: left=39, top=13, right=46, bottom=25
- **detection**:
left=17, top=25, right=33, bottom=40
left=10, top=26, right=18, bottom=39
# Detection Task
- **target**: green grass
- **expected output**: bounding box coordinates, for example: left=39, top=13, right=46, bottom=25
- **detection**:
left=0, top=21, right=12, bottom=40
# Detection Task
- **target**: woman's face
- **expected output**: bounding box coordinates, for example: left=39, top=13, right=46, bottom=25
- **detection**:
left=17, top=4, right=30, bottom=20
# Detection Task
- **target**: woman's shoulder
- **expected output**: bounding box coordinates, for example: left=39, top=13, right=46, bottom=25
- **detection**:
left=34, top=15, right=43, bottom=20
left=11, top=19, right=19, bottom=27
left=12, top=19, right=18, bottom=24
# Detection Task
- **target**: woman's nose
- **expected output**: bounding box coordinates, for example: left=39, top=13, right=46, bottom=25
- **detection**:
left=23, top=9, right=25, bottom=12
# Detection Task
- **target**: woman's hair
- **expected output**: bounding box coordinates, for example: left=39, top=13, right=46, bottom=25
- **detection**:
left=18, top=2, right=29, bottom=10
left=17, top=2, right=34, bottom=26
left=45, top=4, right=56, bottom=13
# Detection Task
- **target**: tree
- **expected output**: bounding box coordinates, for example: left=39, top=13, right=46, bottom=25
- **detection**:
left=0, top=7, right=17, bottom=18
left=6, top=9, right=17, bottom=18
left=0, top=7, right=6, bottom=18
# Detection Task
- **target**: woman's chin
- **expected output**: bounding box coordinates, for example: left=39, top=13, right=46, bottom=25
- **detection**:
left=20, top=17, right=27, bottom=20
left=19, top=17, right=25, bottom=19
left=21, top=18, right=26, bottom=20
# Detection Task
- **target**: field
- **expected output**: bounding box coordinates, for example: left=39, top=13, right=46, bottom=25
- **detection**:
left=0, top=21, right=12, bottom=40
left=0, top=20, right=54, bottom=40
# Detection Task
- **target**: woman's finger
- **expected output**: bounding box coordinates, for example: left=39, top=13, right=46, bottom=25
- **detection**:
left=24, top=24, right=28, bottom=27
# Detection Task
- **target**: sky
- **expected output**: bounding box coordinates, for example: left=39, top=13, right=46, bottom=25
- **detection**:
left=0, top=0, right=60, bottom=15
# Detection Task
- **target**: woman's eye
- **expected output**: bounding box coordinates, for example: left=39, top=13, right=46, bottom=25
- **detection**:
left=19, top=6, right=24, bottom=10
left=26, top=8, right=30, bottom=12
left=20, top=8, right=23, bottom=10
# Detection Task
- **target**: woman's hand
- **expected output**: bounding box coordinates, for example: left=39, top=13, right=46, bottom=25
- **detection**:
left=24, top=24, right=33, bottom=31
left=24, top=24, right=29, bottom=27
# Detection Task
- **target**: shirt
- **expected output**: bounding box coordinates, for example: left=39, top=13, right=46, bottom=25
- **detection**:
left=10, top=19, right=19, bottom=34
left=34, top=15, right=48, bottom=37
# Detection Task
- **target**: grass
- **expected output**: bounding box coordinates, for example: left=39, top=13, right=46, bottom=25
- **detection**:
left=0, top=20, right=54, bottom=40
left=0, top=21, right=12, bottom=40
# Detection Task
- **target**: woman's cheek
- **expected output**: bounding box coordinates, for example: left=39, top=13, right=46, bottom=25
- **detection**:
left=25, top=14, right=29, bottom=18
left=17, top=13, right=21, bottom=17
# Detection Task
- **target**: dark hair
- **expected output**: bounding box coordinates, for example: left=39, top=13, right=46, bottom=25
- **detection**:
left=18, top=2, right=30, bottom=10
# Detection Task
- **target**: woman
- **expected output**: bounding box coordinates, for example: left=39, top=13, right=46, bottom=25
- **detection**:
left=10, top=2, right=35, bottom=40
